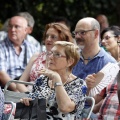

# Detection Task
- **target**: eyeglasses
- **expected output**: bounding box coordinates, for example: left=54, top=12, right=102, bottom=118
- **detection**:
left=72, top=29, right=95, bottom=37
left=102, top=35, right=116, bottom=41
left=45, top=34, right=58, bottom=40
left=47, top=51, right=66, bottom=58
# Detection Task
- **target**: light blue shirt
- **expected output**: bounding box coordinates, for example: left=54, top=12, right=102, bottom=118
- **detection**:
left=0, top=37, right=39, bottom=79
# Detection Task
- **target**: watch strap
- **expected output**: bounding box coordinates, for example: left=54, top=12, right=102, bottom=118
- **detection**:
left=54, top=82, right=62, bottom=88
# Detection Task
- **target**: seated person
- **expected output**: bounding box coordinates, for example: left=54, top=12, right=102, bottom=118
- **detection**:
left=86, top=66, right=120, bottom=119
left=0, top=16, right=39, bottom=91
left=16, top=22, right=74, bottom=92
left=20, top=41, right=87, bottom=120
left=101, top=25, right=120, bottom=61
left=96, top=14, right=109, bottom=33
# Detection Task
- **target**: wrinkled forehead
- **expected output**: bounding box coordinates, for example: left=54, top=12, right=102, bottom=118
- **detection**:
left=9, top=16, right=28, bottom=27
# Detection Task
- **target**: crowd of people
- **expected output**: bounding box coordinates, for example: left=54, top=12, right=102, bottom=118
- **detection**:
left=0, top=12, right=120, bottom=120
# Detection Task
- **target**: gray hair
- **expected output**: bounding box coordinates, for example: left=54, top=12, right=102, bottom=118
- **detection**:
left=16, top=12, right=35, bottom=27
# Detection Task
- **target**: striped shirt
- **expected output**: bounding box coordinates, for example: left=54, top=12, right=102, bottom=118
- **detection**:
left=0, top=37, right=39, bottom=79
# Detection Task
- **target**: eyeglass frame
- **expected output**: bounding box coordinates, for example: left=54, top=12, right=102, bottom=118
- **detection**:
left=72, top=29, right=96, bottom=37
left=47, top=51, right=66, bottom=58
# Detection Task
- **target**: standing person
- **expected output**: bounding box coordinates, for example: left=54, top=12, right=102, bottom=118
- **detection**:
left=0, top=16, right=39, bottom=91
left=20, top=41, right=87, bottom=120
left=72, top=17, right=116, bottom=80
left=16, top=22, right=74, bottom=92
left=96, top=14, right=109, bottom=33
left=16, top=12, right=41, bottom=52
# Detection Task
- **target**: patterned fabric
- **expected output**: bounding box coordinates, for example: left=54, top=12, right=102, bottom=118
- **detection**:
left=0, top=37, right=39, bottom=79
left=0, top=31, right=7, bottom=41
left=0, top=87, right=4, bottom=119
left=29, top=52, right=47, bottom=82
left=29, top=75, right=87, bottom=120
left=72, top=48, right=116, bottom=80
left=98, top=78, right=120, bottom=120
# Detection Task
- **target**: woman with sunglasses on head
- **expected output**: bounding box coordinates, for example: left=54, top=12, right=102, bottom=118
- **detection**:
left=20, top=41, right=87, bottom=120
left=16, top=22, right=74, bottom=92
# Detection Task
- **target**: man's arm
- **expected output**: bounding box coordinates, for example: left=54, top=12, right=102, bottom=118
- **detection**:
left=0, top=71, right=17, bottom=91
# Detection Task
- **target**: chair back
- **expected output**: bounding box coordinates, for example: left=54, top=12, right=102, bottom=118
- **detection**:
left=81, top=96, right=95, bottom=119
left=4, top=80, right=34, bottom=103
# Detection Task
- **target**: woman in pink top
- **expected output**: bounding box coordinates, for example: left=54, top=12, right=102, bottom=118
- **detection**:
left=17, top=22, right=74, bottom=92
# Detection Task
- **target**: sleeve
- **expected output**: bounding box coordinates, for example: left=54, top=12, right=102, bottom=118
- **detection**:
left=0, top=48, right=7, bottom=71
left=68, top=79, right=87, bottom=118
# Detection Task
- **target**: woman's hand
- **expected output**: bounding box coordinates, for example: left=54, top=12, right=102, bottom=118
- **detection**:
left=20, top=98, right=32, bottom=106
left=37, top=69, right=61, bottom=83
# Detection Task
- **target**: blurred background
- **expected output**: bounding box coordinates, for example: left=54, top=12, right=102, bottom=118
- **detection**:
left=0, top=0, right=119, bottom=43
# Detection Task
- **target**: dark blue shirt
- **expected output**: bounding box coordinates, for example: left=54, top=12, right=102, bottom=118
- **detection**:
left=72, top=48, right=116, bottom=80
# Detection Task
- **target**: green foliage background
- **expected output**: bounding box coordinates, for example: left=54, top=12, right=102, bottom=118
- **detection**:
left=0, top=0, right=119, bottom=43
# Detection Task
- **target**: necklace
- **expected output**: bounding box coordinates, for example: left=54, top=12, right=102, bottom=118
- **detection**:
left=81, top=50, right=100, bottom=61
left=63, top=73, right=71, bottom=85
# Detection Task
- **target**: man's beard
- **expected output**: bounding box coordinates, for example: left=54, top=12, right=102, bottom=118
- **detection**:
left=76, top=38, right=85, bottom=50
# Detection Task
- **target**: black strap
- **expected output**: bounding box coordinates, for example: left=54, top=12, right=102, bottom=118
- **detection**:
left=24, top=43, right=27, bottom=65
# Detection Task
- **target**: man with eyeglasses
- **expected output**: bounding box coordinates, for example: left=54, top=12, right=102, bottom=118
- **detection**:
left=0, top=16, right=39, bottom=91
left=72, top=17, right=116, bottom=118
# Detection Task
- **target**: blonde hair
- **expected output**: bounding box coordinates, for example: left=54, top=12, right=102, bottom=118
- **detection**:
left=54, top=41, right=80, bottom=71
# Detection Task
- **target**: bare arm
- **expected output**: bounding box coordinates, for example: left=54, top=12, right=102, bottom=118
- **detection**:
left=93, top=99, right=103, bottom=113
left=39, top=69, right=76, bottom=113
left=0, top=71, right=17, bottom=91
left=17, top=53, right=39, bottom=92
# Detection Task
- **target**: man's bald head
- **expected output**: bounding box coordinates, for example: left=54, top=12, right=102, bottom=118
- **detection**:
left=76, top=17, right=100, bottom=31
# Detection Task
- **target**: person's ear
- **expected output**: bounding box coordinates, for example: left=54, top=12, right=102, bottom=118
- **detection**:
left=94, top=29, right=99, bottom=38
left=67, top=58, right=74, bottom=68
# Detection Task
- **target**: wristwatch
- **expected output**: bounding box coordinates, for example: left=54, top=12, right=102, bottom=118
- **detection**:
left=54, top=82, right=63, bottom=88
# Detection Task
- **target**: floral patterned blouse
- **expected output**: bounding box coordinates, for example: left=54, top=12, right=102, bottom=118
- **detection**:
left=29, top=51, right=47, bottom=82
left=29, top=75, right=87, bottom=120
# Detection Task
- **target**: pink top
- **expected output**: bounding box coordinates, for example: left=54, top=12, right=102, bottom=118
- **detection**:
left=29, top=52, right=47, bottom=82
